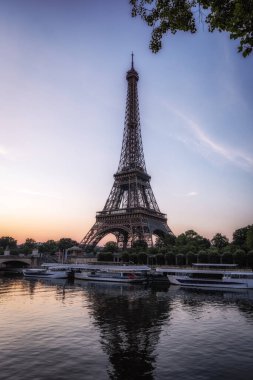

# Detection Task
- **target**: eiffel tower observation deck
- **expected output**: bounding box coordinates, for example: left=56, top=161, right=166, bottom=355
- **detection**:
left=81, top=55, right=173, bottom=250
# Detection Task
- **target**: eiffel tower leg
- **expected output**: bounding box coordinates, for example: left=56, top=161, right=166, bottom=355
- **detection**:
left=80, top=222, right=107, bottom=251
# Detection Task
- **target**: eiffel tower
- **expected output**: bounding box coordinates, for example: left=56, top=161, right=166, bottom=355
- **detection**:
left=81, top=55, right=173, bottom=250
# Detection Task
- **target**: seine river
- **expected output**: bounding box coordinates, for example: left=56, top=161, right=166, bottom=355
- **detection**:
left=1, top=277, right=253, bottom=380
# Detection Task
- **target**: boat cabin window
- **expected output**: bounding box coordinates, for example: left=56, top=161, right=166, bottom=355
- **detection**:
left=231, top=274, right=253, bottom=279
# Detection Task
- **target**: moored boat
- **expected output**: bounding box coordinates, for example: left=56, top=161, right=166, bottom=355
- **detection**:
left=75, top=270, right=147, bottom=283
left=23, top=267, right=69, bottom=279
left=74, top=265, right=150, bottom=284
left=156, top=264, right=253, bottom=289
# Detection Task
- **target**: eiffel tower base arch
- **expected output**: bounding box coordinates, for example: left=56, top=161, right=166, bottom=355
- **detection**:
left=81, top=211, right=172, bottom=251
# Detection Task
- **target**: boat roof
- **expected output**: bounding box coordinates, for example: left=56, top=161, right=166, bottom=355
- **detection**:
left=192, top=263, right=237, bottom=268
left=156, top=267, right=252, bottom=274
left=156, top=268, right=225, bottom=274
left=42, top=263, right=151, bottom=272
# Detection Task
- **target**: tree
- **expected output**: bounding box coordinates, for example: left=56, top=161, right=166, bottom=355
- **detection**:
left=232, top=225, right=253, bottom=248
left=221, top=252, right=233, bottom=264
left=175, top=230, right=210, bottom=253
left=247, top=249, right=253, bottom=267
left=97, top=252, right=114, bottom=262
left=198, top=249, right=209, bottom=263
left=57, top=238, right=78, bottom=252
left=129, top=253, right=138, bottom=264
left=246, top=226, right=253, bottom=251
left=122, top=252, right=130, bottom=262
left=176, top=253, right=186, bottom=265
left=233, top=248, right=247, bottom=267
left=208, top=251, right=220, bottom=263
left=0, top=236, right=17, bottom=250
left=156, top=253, right=165, bottom=265
left=20, top=238, right=37, bottom=254
left=130, top=0, right=253, bottom=57
left=24, top=238, right=36, bottom=249
left=103, top=241, right=118, bottom=253
left=39, top=240, right=58, bottom=254
left=186, top=251, right=196, bottom=265
left=155, top=234, right=176, bottom=249
left=165, top=252, right=176, bottom=265
left=148, top=246, right=159, bottom=255
left=211, top=233, right=229, bottom=249
left=137, top=252, right=148, bottom=264
left=132, top=240, right=148, bottom=251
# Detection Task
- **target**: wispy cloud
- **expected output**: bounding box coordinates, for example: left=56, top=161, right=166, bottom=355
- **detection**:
left=165, top=105, right=253, bottom=172
left=186, top=191, right=198, bottom=197
left=173, top=191, right=199, bottom=198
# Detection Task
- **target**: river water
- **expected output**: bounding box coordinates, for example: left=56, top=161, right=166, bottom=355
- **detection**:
left=1, top=277, right=253, bottom=380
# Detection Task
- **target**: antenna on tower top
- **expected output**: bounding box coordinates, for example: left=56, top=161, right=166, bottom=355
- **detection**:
left=131, top=52, right=134, bottom=69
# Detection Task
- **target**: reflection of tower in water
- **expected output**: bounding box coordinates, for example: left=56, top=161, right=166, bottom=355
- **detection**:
left=85, top=284, right=170, bottom=380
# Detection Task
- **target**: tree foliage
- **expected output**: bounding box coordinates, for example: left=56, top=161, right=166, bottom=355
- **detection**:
left=246, top=226, right=253, bottom=250
left=97, top=252, right=114, bottom=262
left=0, top=236, right=17, bottom=250
left=57, top=238, right=78, bottom=251
left=232, top=225, right=253, bottom=247
left=132, top=239, right=148, bottom=251
left=39, top=240, right=58, bottom=254
left=155, top=234, right=176, bottom=249
left=19, top=238, right=37, bottom=254
left=103, top=241, right=118, bottom=253
left=130, top=0, right=253, bottom=57
left=211, top=233, right=229, bottom=249
left=176, top=229, right=210, bottom=253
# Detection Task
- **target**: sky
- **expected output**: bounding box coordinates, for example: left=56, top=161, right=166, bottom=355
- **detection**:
left=0, top=0, right=252, bottom=244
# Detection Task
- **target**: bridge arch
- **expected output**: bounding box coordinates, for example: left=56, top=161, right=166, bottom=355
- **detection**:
left=0, top=256, right=32, bottom=269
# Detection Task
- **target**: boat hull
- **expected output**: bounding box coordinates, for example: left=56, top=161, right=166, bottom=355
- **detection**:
left=23, top=269, right=69, bottom=279
left=168, top=276, right=251, bottom=289
left=75, top=272, right=146, bottom=283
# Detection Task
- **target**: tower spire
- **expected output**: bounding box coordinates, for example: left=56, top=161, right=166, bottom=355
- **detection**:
left=131, top=52, right=134, bottom=69
left=118, top=54, right=145, bottom=173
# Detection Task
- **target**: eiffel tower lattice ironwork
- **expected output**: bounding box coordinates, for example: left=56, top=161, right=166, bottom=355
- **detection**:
left=81, top=56, right=173, bottom=250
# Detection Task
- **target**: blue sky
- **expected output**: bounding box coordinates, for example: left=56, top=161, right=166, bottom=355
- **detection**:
left=0, top=0, right=252, bottom=243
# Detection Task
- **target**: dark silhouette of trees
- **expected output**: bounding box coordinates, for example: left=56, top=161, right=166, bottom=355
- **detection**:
left=39, top=240, right=58, bottom=254
left=246, top=226, right=253, bottom=250
left=57, top=238, right=78, bottom=251
left=0, top=236, right=17, bottom=250
left=103, top=241, right=118, bottom=253
left=211, top=233, right=229, bottom=250
left=19, top=238, right=37, bottom=254
left=132, top=240, right=148, bottom=251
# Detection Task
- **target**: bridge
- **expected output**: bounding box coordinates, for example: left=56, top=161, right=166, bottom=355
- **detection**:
left=0, top=255, right=39, bottom=270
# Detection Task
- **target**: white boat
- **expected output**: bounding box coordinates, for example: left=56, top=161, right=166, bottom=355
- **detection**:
left=74, top=265, right=150, bottom=284
left=156, top=264, right=253, bottom=289
left=23, top=267, right=69, bottom=279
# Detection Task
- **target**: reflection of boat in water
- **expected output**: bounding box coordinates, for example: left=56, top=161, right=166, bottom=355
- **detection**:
left=23, top=277, right=73, bottom=287
left=75, top=266, right=149, bottom=284
left=157, top=264, right=253, bottom=289
left=23, top=267, right=69, bottom=279
left=169, top=284, right=253, bottom=303
left=74, top=279, right=147, bottom=296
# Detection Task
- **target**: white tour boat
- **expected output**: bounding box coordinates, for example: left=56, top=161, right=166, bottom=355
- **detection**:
left=23, top=267, right=69, bottom=279
left=156, top=264, right=253, bottom=289
left=74, top=265, right=150, bottom=284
